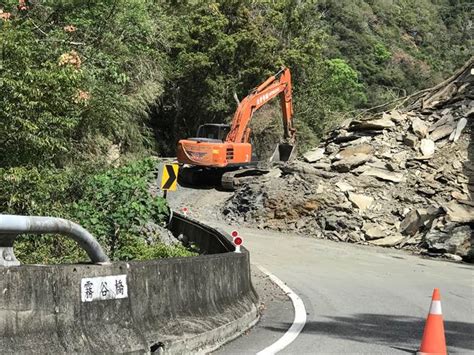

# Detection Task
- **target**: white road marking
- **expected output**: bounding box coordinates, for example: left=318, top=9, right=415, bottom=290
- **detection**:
left=256, top=265, right=307, bottom=355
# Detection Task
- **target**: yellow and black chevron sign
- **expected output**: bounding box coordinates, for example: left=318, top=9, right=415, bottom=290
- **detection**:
left=160, top=164, right=179, bottom=191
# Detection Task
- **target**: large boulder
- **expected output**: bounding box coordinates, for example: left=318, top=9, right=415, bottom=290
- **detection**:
left=303, top=147, right=325, bottom=163
left=332, top=153, right=371, bottom=172
left=348, top=192, right=374, bottom=211
left=361, top=168, right=405, bottom=183
left=349, top=117, right=395, bottom=131
left=399, top=207, right=443, bottom=236
left=425, top=224, right=473, bottom=259
left=443, top=201, right=474, bottom=223
left=412, top=117, right=428, bottom=138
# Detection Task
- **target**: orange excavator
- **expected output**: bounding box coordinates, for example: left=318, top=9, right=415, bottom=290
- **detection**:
left=177, top=67, right=296, bottom=189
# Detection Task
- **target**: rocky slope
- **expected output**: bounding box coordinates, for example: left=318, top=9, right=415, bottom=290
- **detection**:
left=223, top=59, right=473, bottom=262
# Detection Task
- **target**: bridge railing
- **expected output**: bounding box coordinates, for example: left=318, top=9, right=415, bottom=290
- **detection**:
left=0, top=215, right=110, bottom=266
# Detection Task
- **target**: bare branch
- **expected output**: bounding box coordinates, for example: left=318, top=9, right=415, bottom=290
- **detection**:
left=233, top=92, right=240, bottom=106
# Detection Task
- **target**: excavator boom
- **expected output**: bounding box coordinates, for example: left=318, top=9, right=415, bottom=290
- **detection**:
left=226, top=68, right=295, bottom=144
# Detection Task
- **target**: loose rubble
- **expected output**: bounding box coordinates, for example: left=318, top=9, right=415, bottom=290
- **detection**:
left=223, top=58, right=473, bottom=262
left=139, top=222, right=182, bottom=246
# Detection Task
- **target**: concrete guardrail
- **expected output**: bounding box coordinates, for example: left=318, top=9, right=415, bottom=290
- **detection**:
left=0, top=212, right=259, bottom=353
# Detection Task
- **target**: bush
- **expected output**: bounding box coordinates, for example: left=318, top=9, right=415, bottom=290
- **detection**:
left=72, top=157, right=169, bottom=259
left=0, top=165, right=90, bottom=263
left=0, top=158, right=195, bottom=264
left=0, top=0, right=167, bottom=167
left=0, top=166, right=81, bottom=216
left=117, top=235, right=197, bottom=261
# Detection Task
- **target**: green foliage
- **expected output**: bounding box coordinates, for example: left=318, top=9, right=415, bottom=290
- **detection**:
left=1, top=0, right=469, bottom=160
left=153, top=0, right=330, bottom=153
left=0, top=0, right=167, bottom=167
left=317, top=0, right=471, bottom=105
left=0, top=19, right=84, bottom=166
left=0, top=158, right=194, bottom=264
left=325, top=58, right=366, bottom=110
left=0, top=166, right=80, bottom=215
left=151, top=0, right=470, bottom=152
left=373, top=43, right=391, bottom=63
left=153, top=1, right=277, bottom=153
left=72, top=158, right=169, bottom=259
left=118, top=235, right=197, bottom=261
left=0, top=165, right=91, bottom=263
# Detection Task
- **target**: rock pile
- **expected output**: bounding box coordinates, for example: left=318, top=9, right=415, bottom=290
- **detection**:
left=223, top=58, right=473, bottom=262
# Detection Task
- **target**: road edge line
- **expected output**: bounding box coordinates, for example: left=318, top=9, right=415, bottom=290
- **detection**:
left=256, top=265, right=306, bottom=355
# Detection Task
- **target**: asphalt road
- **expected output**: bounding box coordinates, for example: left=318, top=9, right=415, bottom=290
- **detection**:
left=215, top=224, right=474, bottom=354
left=168, top=186, right=474, bottom=354
left=213, top=267, right=295, bottom=354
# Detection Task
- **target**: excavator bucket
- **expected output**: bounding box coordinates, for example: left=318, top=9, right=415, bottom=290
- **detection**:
left=269, top=143, right=296, bottom=163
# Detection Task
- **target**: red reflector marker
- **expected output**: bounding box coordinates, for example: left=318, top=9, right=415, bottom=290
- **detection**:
left=234, top=236, right=243, bottom=253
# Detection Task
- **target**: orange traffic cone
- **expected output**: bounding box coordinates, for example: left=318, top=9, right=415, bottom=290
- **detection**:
left=418, top=288, right=447, bottom=355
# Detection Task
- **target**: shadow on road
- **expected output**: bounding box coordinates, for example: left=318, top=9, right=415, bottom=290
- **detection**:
left=263, top=313, right=474, bottom=352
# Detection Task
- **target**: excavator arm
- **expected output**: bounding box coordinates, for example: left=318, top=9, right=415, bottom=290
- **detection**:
left=225, top=67, right=295, bottom=144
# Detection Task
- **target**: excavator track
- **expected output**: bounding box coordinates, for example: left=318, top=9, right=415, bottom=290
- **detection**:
left=178, top=166, right=222, bottom=187
left=179, top=165, right=271, bottom=190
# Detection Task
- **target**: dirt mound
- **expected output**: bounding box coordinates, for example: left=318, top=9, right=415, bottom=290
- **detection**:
left=223, top=58, right=473, bottom=262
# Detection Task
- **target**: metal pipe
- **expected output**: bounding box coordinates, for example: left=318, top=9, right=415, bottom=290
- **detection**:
left=0, top=215, right=109, bottom=265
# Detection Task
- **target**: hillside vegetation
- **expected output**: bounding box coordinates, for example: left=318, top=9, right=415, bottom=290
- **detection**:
left=0, top=0, right=471, bottom=262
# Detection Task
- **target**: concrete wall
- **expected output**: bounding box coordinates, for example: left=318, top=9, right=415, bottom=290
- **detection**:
left=169, top=212, right=236, bottom=254
left=0, top=214, right=258, bottom=353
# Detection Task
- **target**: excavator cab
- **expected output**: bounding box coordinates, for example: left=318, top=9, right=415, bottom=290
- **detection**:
left=193, top=124, right=230, bottom=142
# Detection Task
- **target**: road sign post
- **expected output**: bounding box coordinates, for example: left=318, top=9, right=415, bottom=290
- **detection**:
left=159, top=163, right=179, bottom=199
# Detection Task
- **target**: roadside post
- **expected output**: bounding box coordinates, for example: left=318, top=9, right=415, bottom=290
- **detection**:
left=231, top=230, right=242, bottom=253
left=159, top=163, right=179, bottom=199
left=234, top=236, right=243, bottom=253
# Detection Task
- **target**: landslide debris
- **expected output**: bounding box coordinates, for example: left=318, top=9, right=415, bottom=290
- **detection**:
left=223, top=58, right=473, bottom=262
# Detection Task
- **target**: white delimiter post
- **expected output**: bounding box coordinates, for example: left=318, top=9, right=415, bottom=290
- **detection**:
left=231, top=230, right=241, bottom=253
left=234, top=236, right=242, bottom=253
left=182, top=207, right=188, bottom=216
